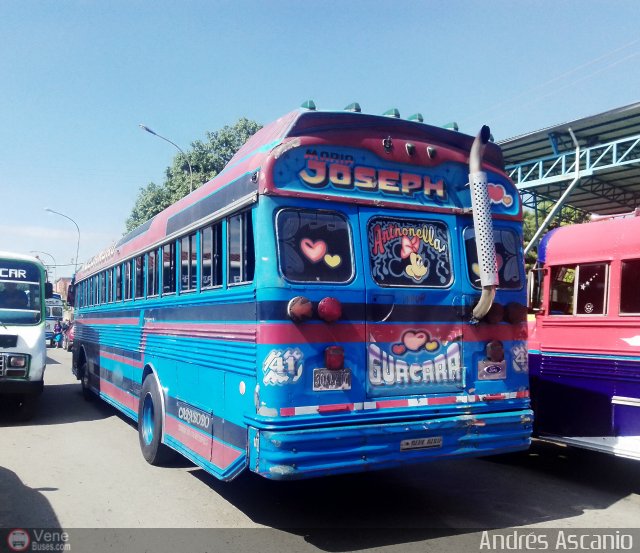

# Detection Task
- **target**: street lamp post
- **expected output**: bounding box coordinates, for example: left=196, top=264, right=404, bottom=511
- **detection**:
left=30, top=250, right=57, bottom=282
left=139, top=124, right=194, bottom=193
left=44, top=208, right=81, bottom=271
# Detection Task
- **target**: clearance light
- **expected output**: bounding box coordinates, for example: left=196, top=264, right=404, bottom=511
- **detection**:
left=325, top=346, right=345, bottom=371
left=408, top=113, right=424, bottom=123
left=486, top=340, right=505, bottom=363
left=301, top=100, right=316, bottom=111
left=287, top=296, right=313, bottom=322
left=318, top=297, right=342, bottom=323
left=383, top=108, right=401, bottom=118
left=442, top=122, right=459, bottom=131
left=344, top=102, right=362, bottom=112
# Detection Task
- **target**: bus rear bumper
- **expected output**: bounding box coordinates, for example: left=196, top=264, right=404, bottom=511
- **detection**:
left=248, top=409, right=533, bottom=480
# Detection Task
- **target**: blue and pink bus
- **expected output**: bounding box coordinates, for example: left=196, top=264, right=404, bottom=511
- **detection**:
left=70, top=105, right=531, bottom=480
left=529, top=213, right=640, bottom=460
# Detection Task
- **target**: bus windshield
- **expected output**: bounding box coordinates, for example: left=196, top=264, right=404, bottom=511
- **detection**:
left=0, top=264, right=42, bottom=325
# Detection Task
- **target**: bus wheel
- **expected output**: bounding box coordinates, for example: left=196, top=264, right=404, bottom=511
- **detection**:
left=138, top=376, right=175, bottom=466
left=79, top=361, right=93, bottom=401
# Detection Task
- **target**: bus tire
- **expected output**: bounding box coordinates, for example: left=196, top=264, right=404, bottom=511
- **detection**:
left=138, top=376, right=175, bottom=466
left=79, top=361, right=93, bottom=401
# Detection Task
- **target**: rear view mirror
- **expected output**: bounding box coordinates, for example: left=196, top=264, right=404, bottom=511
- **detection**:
left=45, top=282, right=54, bottom=299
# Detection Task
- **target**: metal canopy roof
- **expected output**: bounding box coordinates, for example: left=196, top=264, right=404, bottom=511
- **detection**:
left=498, top=101, right=640, bottom=216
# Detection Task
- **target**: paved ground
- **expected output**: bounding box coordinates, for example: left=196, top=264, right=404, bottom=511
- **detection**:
left=1, top=347, right=639, bottom=552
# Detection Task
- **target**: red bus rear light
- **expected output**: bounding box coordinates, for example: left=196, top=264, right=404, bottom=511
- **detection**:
left=318, top=297, right=342, bottom=323
left=325, top=346, right=344, bottom=371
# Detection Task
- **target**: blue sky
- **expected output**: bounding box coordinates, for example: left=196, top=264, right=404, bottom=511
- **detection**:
left=1, top=0, right=639, bottom=279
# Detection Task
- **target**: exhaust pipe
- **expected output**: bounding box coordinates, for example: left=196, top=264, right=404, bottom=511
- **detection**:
left=469, top=125, right=499, bottom=322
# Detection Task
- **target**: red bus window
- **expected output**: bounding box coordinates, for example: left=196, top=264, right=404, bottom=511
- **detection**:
left=620, top=259, right=640, bottom=314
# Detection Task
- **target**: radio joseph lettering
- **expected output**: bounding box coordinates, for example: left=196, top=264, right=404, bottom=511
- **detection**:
left=299, top=150, right=447, bottom=200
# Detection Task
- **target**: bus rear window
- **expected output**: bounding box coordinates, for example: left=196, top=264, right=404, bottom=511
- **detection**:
left=464, top=227, right=522, bottom=290
left=276, top=209, right=354, bottom=283
left=367, top=217, right=452, bottom=287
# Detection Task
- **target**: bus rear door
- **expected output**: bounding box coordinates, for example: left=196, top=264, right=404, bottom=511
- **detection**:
left=359, top=208, right=465, bottom=403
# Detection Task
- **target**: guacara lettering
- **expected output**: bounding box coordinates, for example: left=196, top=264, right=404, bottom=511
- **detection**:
left=369, top=343, right=461, bottom=386
left=178, top=405, right=211, bottom=430
left=298, top=150, right=446, bottom=201
left=0, top=268, right=27, bottom=279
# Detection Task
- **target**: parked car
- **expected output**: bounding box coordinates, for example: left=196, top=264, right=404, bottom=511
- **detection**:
left=63, top=322, right=75, bottom=351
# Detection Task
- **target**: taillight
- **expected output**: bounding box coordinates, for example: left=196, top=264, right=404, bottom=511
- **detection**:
left=325, top=346, right=344, bottom=370
left=486, top=340, right=505, bottom=362
left=287, top=296, right=313, bottom=322
left=318, top=297, right=342, bottom=323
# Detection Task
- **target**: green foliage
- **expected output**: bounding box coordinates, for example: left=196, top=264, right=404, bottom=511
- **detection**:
left=126, top=118, right=262, bottom=232
left=523, top=201, right=590, bottom=266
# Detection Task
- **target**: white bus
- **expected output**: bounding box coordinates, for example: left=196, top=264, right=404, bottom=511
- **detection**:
left=45, top=293, right=64, bottom=346
left=0, top=251, right=52, bottom=420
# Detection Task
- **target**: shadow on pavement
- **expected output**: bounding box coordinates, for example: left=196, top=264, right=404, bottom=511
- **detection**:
left=189, top=440, right=639, bottom=551
left=0, top=382, right=113, bottom=427
left=0, top=466, right=62, bottom=528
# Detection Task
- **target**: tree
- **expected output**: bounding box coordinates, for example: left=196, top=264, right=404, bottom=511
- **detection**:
left=126, top=118, right=262, bottom=232
left=523, top=201, right=590, bottom=267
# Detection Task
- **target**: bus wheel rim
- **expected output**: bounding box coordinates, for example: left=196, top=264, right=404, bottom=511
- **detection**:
left=142, top=394, right=155, bottom=445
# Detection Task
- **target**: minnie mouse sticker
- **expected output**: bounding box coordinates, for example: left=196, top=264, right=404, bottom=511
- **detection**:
left=368, top=217, right=452, bottom=287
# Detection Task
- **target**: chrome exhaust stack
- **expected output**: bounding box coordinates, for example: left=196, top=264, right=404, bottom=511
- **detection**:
left=469, top=125, right=499, bottom=322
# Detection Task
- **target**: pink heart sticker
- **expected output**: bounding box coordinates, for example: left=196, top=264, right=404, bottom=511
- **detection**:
left=403, top=331, right=428, bottom=352
left=300, top=238, right=327, bottom=263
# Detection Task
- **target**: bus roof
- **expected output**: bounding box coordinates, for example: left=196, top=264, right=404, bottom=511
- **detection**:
left=78, top=108, right=510, bottom=279
left=543, top=214, right=640, bottom=265
left=0, top=251, right=45, bottom=267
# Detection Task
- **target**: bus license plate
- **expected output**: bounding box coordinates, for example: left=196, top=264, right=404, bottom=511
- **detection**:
left=313, top=368, right=351, bottom=391
left=400, top=437, right=443, bottom=451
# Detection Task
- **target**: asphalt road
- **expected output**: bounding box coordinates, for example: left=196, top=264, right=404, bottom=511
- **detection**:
left=1, top=347, right=639, bottom=552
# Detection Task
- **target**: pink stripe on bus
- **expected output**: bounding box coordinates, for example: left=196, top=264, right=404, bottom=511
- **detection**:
left=101, top=351, right=143, bottom=369
left=99, top=379, right=137, bottom=412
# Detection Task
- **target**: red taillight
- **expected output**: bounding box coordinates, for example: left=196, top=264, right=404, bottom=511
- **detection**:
left=318, top=297, right=342, bottom=323
left=325, top=346, right=344, bottom=371
left=287, top=296, right=313, bottom=322
left=486, top=340, right=505, bottom=362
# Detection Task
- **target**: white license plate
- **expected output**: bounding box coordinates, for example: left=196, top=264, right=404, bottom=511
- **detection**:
left=313, top=368, right=352, bottom=391
left=400, top=436, right=443, bottom=451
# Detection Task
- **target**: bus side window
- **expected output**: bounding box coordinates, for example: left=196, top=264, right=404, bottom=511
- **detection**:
left=180, top=233, right=197, bottom=292
left=115, top=264, right=123, bottom=302
left=620, top=259, right=640, bottom=314
left=549, top=265, right=576, bottom=314
left=201, top=223, right=222, bottom=288
left=135, top=255, right=145, bottom=299
left=124, top=260, right=133, bottom=301
left=147, top=250, right=159, bottom=297
left=575, top=263, right=607, bottom=315
left=228, top=211, right=254, bottom=285
left=163, top=242, right=177, bottom=294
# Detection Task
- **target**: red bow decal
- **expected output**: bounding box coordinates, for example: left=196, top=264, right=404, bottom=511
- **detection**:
left=400, top=236, right=420, bottom=259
